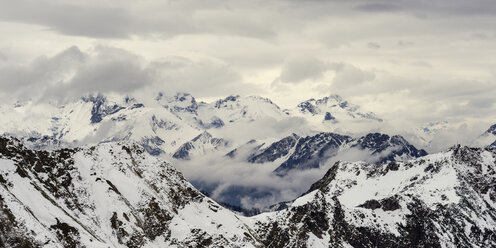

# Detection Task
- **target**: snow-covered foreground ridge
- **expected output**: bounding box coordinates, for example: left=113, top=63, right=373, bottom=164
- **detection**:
left=1, top=136, right=495, bottom=247
left=0, top=137, right=258, bottom=247
left=249, top=145, right=496, bottom=248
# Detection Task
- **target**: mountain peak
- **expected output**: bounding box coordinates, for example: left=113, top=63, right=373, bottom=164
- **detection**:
left=156, top=91, right=198, bottom=114
left=296, top=95, right=382, bottom=122
left=486, top=123, right=496, bottom=135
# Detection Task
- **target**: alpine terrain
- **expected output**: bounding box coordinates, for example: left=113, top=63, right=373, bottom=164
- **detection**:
left=1, top=135, right=495, bottom=247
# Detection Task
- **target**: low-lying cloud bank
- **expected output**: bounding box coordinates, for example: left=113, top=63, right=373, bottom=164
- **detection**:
left=173, top=145, right=408, bottom=210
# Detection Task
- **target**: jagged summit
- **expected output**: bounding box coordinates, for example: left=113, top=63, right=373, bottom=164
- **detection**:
left=486, top=123, right=496, bottom=135
left=172, top=131, right=230, bottom=160
left=249, top=146, right=496, bottom=247
left=473, top=122, right=496, bottom=148
left=156, top=91, right=199, bottom=115
left=296, top=94, right=383, bottom=123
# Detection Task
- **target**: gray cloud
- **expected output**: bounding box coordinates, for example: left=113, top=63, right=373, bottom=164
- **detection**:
left=277, top=55, right=375, bottom=91
left=0, top=46, right=85, bottom=98
left=41, top=47, right=153, bottom=102
left=0, top=0, right=275, bottom=39
left=0, top=45, right=257, bottom=103
left=0, top=52, right=6, bottom=62
left=0, top=0, right=142, bottom=38
left=354, top=3, right=401, bottom=13
left=279, top=55, right=329, bottom=83
left=330, top=64, right=376, bottom=90
left=367, top=42, right=381, bottom=49
left=150, top=57, right=259, bottom=98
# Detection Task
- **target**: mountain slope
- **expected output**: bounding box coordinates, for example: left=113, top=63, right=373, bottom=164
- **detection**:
left=294, top=95, right=382, bottom=123
left=1, top=134, right=495, bottom=247
left=351, top=133, right=428, bottom=163
left=0, top=136, right=259, bottom=247
left=474, top=123, right=496, bottom=148
left=0, top=94, right=201, bottom=155
left=172, top=131, right=230, bottom=160
left=231, top=132, right=427, bottom=176
left=248, top=146, right=496, bottom=248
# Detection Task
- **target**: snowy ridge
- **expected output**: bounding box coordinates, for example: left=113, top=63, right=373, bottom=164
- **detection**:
left=294, top=95, right=383, bottom=124
left=248, top=146, right=496, bottom=247
left=0, top=92, right=383, bottom=158
left=0, top=93, right=202, bottom=155
left=0, top=136, right=258, bottom=247
left=1, top=135, right=495, bottom=247
left=172, top=131, right=230, bottom=160
left=474, top=123, right=496, bottom=148
left=227, top=132, right=427, bottom=176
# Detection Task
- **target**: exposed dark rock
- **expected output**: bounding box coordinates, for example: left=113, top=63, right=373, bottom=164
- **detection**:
left=274, top=133, right=352, bottom=176
left=248, top=134, right=299, bottom=163
left=324, top=112, right=335, bottom=121
left=358, top=196, right=401, bottom=211
left=50, top=219, right=81, bottom=248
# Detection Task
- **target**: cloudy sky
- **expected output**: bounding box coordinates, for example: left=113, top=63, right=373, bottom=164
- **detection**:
left=1, top=0, right=495, bottom=128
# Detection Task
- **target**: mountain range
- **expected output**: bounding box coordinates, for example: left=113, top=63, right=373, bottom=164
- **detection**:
left=1, top=135, right=494, bottom=247
left=1, top=92, right=494, bottom=212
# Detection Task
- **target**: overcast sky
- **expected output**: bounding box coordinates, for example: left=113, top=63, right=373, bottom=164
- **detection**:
left=0, top=0, right=495, bottom=129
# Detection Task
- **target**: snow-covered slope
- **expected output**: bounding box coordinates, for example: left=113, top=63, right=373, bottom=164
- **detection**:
left=248, top=145, right=496, bottom=247
left=292, top=95, right=382, bottom=125
left=172, top=131, right=230, bottom=160
left=1, top=134, right=494, bottom=247
left=0, top=93, right=201, bottom=155
left=199, top=95, right=287, bottom=125
left=0, top=92, right=383, bottom=158
left=0, top=136, right=259, bottom=247
left=227, top=132, right=427, bottom=176
left=474, top=123, right=496, bottom=148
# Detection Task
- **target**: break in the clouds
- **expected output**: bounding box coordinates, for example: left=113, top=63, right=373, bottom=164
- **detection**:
left=0, top=0, right=495, bottom=127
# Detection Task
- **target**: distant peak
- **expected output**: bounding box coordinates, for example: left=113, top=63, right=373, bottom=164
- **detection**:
left=486, top=123, right=496, bottom=135
left=82, top=93, right=106, bottom=103
left=192, top=131, right=213, bottom=141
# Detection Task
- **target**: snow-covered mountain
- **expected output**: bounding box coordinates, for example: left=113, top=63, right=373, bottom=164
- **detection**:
left=0, top=92, right=298, bottom=156
left=0, top=136, right=258, bottom=247
left=0, top=93, right=201, bottom=155
left=474, top=123, right=496, bottom=148
left=1, top=135, right=495, bottom=247
left=292, top=95, right=382, bottom=124
left=0, top=92, right=431, bottom=212
left=0, top=92, right=382, bottom=155
left=172, top=131, right=230, bottom=160
left=248, top=145, right=496, bottom=247
left=226, top=132, right=427, bottom=176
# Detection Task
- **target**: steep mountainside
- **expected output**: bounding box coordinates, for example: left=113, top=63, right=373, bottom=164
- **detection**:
left=226, top=132, right=427, bottom=176
left=172, top=131, right=230, bottom=160
left=1, top=135, right=494, bottom=247
left=351, top=133, right=427, bottom=162
left=474, top=123, right=496, bottom=148
left=248, top=146, right=496, bottom=248
left=0, top=137, right=258, bottom=247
